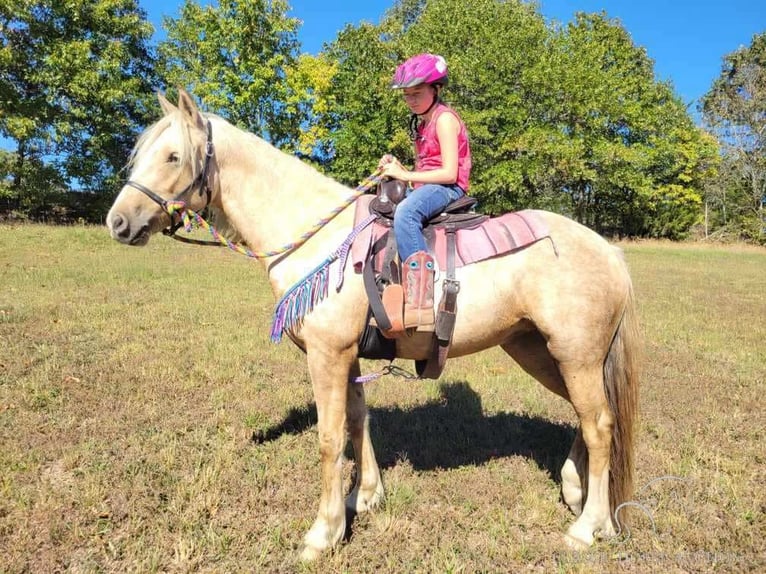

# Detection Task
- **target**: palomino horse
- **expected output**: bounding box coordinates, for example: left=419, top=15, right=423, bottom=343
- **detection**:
left=107, top=90, right=639, bottom=560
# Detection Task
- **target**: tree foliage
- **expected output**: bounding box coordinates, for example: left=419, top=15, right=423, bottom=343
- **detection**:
left=307, top=0, right=717, bottom=238
left=283, top=53, right=338, bottom=160
left=316, top=22, right=405, bottom=182
left=158, top=0, right=303, bottom=150
left=701, top=31, right=765, bottom=243
left=0, top=0, right=735, bottom=239
left=0, top=0, right=158, bottom=202
left=536, top=13, right=718, bottom=237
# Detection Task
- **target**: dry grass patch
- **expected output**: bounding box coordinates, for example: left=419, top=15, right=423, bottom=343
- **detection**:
left=1, top=225, right=764, bottom=572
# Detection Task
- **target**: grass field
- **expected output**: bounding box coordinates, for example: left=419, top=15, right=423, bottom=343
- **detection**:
left=1, top=224, right=764, bottom=573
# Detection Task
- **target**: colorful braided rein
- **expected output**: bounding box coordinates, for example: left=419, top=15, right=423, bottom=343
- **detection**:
left=164, top=168, right=384, bottom=259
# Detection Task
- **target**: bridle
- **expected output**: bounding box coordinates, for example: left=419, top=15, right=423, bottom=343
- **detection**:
left=121, top=116, right=384, bottom=258
left=124, top=119, right=215, bottom=239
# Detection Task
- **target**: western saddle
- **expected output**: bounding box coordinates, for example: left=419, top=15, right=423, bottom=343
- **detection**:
left=359, top=179, right=486, bottom=379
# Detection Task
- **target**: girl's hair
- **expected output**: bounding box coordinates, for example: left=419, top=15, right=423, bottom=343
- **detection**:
left=408, top=113, right=422, bottom=142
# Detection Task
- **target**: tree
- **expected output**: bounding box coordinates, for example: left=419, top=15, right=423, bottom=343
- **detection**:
left=701, top=31, right=766, bottom=243
left=0, top=148, right=62, bottom=218
left=311, top=1, right=715, bottom=237
left=523, top=12, right=718, bottom=237
left=0, top=0, right=158, bottom=202
left=158, top=0, right=303, bottom=150
left=318, top=22, right=405, bottom=183
left=283, top=53, right=338, bottom=161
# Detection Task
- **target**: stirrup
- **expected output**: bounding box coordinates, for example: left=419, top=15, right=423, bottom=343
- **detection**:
left=381, top=284, right=405, bottom=338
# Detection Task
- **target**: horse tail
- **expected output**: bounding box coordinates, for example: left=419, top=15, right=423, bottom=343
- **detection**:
left=603, top=280, right=641, bottom=523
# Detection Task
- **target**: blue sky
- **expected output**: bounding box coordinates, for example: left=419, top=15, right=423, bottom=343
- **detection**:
left=141, top=0, right=764, bottom=114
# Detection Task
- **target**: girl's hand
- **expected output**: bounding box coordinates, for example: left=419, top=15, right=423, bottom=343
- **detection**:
left=381, top=161, right=408, bottom=180
left=378, top=154, right=396, bottom=169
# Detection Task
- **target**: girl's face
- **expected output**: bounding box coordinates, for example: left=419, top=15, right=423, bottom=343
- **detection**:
left=402, top=84, right=437, bottom=115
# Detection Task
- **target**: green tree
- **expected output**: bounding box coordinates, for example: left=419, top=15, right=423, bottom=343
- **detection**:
left=0, top=0, right=158, bottom=204
left=701, top=31, right=766, bottom=243
left=283, top=52, right=338, bottom=162
left=158, top=0, right=303, bottom=150
left=0, top=148, right=61, bottom=217
left=527, top=12, right=717, bottom=237
left=318, top=22, right=404, bottom=183
left=311, top=1, right=715, bottom=237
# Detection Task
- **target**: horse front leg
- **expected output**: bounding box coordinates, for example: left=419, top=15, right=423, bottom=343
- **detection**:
left=345, top=362, right=384, bottom=514
left=300, top=344, right=355, bottom=561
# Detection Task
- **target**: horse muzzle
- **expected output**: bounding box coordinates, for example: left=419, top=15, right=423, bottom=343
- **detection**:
left=107, top=210, right=152, bottom=246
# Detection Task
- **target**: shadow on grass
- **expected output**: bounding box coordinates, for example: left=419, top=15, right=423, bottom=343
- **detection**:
left=252, top=381, right=575, bottom=481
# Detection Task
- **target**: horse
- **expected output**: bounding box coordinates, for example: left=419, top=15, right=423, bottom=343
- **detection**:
left=106, top=90, right=640, bottom=560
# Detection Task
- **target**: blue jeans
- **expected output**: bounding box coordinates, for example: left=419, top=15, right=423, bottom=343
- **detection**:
left=394, top=183, right=465, bottom=261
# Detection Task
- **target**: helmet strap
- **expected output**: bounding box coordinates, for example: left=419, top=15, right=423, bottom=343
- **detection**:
left=423, top=91, right=440, bottom=116
left=410, top=86, right=442, bottom=141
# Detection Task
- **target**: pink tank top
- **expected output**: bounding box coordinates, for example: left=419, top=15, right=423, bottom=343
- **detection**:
left=414, top=103, right=471, bottom=192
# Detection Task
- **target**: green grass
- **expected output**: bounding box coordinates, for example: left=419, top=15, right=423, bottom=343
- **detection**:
left=1, top=225, right=764, bottom=573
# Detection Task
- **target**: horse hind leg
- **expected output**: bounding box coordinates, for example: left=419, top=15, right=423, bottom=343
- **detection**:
left=561, top=429, right=587, bottom=517
left=501, top=332, right=584, bottom=516
left=565, top=292, right=640, bottom=548
left=502, top=332, right=588, bottom=519
left=345, top=364, right=384, bottom=514
left=561, top=364, right=617, bottom=548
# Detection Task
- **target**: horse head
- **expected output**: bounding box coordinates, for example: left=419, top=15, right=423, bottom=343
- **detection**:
left=107, top=90, right=216, bottom=246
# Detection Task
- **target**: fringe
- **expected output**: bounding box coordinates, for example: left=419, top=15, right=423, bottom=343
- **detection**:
left=269, top=256, right=334, bottom=343
left=269, top=214, right=377, bottom=344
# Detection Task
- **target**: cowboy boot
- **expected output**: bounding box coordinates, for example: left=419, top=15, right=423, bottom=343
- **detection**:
left=403, top=250, right=435, bottom=330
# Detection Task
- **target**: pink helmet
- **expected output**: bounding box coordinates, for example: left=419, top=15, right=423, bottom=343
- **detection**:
left=391, top=53, right=448, bottom=89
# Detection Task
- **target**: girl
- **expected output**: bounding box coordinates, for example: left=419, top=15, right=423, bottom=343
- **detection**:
left=379, top=53, right=472, bottom=331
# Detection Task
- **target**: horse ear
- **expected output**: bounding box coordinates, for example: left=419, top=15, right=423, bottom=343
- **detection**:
left=157, top=91, right=177, bottom=116
left=177, top=88, right=206, bottom=131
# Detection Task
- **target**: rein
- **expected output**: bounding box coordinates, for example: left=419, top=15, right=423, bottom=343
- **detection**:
left=161, top=169, right=383, bottom=259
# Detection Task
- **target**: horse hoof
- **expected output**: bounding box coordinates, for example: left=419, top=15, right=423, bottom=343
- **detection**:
left=299, top=543, right=323, bottom=562
left=346, top=484, right=384, bottom=514
left=564, top=532, right=592, bottom=550
left=301, top=519, right=343, bottom=561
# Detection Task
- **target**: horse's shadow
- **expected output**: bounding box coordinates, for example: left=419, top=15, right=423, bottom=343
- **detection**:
left=252, top=381, right=575, bottom=481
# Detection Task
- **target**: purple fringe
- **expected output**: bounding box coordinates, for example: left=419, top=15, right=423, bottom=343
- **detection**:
left=269, top=214, right=377, bottom=344
left=335, top=213, right=376, bottom=290
left=270, top=257, right=333, bottom=342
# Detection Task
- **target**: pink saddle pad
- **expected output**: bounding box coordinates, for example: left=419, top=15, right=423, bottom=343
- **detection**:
left=351, top=195, right=551, bottom=272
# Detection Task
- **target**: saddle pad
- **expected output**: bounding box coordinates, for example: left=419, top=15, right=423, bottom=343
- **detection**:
left=350, top=195, right=551, bottom=272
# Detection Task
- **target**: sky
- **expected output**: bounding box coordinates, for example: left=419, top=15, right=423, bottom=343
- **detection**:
left=141, top=0, right=765, bottom=116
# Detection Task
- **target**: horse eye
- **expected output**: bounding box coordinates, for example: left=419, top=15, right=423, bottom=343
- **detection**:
left=168, top=152, right=180, bottom=163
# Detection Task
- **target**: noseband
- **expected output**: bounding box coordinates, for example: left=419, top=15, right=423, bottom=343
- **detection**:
left=125, top=119, right=214, bottom=238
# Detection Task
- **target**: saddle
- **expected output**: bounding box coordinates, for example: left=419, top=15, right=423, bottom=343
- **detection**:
left=352, top=179, right=553, bottom=380
left=359, top=179, right=486, bottom=379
